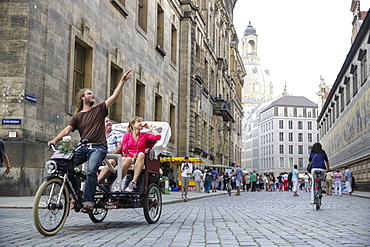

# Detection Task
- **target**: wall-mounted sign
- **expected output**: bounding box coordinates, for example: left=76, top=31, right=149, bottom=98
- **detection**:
left=2, top=119, right=21, bottom=125
left=25, top=94, right=37, bottom=103
left=8, top=131, right=17, bottom=138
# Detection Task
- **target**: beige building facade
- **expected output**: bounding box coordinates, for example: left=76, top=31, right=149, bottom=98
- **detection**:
left=0, top=0, right=245, bottom=195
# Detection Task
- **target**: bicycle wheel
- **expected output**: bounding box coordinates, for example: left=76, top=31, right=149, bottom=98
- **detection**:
left=314, top=183, right=321, bottom=210
left=143, top=183, right=162, bottom=224
left=33, top=177, right=70, bottom=236
left=89, top=200, right=108, bottom=223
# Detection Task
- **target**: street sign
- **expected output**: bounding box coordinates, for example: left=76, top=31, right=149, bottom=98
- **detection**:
left=2, top=119, right=22, bottom=125
left=25, top=94, right=37, bottom=103
left=8, top=131, right=17, bottom=138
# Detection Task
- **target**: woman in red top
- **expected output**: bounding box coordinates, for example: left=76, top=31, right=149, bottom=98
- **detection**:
left=121, top=116, right=161, bottom=192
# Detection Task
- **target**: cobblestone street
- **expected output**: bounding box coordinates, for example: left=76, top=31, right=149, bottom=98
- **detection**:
left=0, top=191, right=369, bottom=246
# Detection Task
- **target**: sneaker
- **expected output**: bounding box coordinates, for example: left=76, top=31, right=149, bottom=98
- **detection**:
left=310, top=200, right=314, bottom=204
left=125, top=181, right=137, bottom=192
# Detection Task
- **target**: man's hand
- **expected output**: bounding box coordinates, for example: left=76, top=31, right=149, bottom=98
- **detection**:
left=120, top=70, right=132, bottom=83
left=4, top=167, right=10, bottom=175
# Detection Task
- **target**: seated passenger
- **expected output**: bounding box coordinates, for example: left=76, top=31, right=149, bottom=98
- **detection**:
left=97, top=117, right=123, bottom=183
left=121, top=116, right=161, bottom=192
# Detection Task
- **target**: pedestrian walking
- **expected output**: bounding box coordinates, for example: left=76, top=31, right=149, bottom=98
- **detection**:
left=181, top=157, right=193, bottom=199
left=344, top=166, right=353, bottom=196
left=333, top=170, right=343, bottom=196
left=193, top=167, right=203, bottom=193
left=232, top=164, right=243, bottom=196
left=325, top=169, right=334, bottom=196
left=283, top=172, right=289, bottom=191
left=292, top=164, right=299, bottom=196
left=204, top=169, right=212, bottom=193
left=251, top=171, right=257, bottom=192
left=245, top=173, right=251, bottom=191
left=0, top=139, right=11, bottom=175
left=211, top=168, right=219, bottom=192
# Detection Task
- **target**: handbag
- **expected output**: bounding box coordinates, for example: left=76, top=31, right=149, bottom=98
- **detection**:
left=306, top=154, right=317, bottom=173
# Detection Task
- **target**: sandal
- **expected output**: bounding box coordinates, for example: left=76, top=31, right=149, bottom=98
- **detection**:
left=81, top=205, right=93, bottom=214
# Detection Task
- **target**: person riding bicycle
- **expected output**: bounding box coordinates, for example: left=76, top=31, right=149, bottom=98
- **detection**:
left=48, top=70, right=131, bottom=213
left=308, top=142, right=330, bottom=204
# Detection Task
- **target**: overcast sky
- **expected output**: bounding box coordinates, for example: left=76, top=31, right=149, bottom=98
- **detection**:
left=233, top=0, right=370, bottom=103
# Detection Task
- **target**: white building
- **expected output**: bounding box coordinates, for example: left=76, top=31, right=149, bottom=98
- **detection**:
left=242, top=95, right=319, bottom=175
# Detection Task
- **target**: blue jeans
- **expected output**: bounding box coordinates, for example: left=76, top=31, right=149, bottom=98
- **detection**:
left=74, top=145, right=107, bottom=206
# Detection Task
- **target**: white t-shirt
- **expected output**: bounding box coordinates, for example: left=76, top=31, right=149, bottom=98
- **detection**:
left=193, top=169, right=203, bottom=181
left=181, top=162, right=193, bottom=177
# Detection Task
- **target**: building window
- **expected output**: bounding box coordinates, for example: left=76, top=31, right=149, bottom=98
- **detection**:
left=298, top=158, right=303, bottom=168
left=308, top=133, right=312, bottom=143
left=278, top=107, right=284, bottom=117
left=359, top=49, right=367, bottom=86
left=289, top=157, right=293, bottom=168
left=155, top=94, right=162, bottom=121
left=289, top=145, right=293, bottom=154
left=137, top=0, right=148, bottom=32
left=288, top=107, right=293, bottom=117
left=352, top=70, right=358, bottom=96
left=298, top=145, right=303, bottom=154
left=135, top=81, right=145, bottom=117
left=279, top=132, right=284, bottom=141
left=109, top=65, right=123, bottom=121
left=298, top=133, right=303, bottom=142
left=345, top=76, right=351, bottom=105
left=279, top=157, right=285, bottom=168
left=297, top=108, right=303, bottom=117
left=340, top=88, right=345, bottom=112
left=155, top=4, right=165, bottom=56
left=169, top=104, right=175, bottom=143
left=279, top=120, right=284, bottom=129
left=169, top=24, right=177, bottom=64
left=73, top=43, right=85, bottom=98
left=279, top=145, right=284, bottom=154
left=73, top=42, right=93, bottom=105
left=298, top=121, right=303, bottom=130
left=308, top=121, right=312, bottom=130
left=288, top=120, right=293, bottom=129
left=307, top=108, right=312, bottom=118
left=111, top=0, right=128, bottom=17
left=289, top=132, right=293, bottom=142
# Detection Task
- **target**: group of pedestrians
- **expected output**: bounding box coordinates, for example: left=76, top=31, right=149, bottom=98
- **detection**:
left=176, top=142, right=356, bottom=205
left=179, top=162, right=244, bottom=198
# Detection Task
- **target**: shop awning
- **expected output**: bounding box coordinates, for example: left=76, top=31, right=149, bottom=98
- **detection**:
left=160, top=157, right=204, bottom=163
left=204, top=164, right=233, bottom=169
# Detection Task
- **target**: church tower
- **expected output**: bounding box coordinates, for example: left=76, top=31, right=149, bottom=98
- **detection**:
left=241, top=22, right=273, bottom=115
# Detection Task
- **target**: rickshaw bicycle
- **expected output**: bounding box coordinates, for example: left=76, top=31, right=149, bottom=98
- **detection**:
left=33, top=122, right=170, bottom=236
left=312, top=170, right=326, bottom=210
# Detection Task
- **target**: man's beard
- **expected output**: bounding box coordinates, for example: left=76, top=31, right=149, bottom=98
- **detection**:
left=86, top=99, right=95, bottom=106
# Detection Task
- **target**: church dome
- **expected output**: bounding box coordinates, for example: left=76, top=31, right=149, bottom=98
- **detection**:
left=243, top=21, right=257, bottom=36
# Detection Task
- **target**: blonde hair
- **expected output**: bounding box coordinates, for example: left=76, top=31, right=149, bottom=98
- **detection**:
left=74, top=88, right=89, bottom=114
left=126, top=116, right=143, bottom=132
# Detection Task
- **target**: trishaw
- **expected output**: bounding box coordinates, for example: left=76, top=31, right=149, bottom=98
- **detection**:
left=33, top=122, right=171, bottom=236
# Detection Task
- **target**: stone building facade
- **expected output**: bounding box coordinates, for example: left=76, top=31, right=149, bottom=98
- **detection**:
left=0, top=0, right=244, bottom=195
left=318, top=1, right=370, bottom=191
